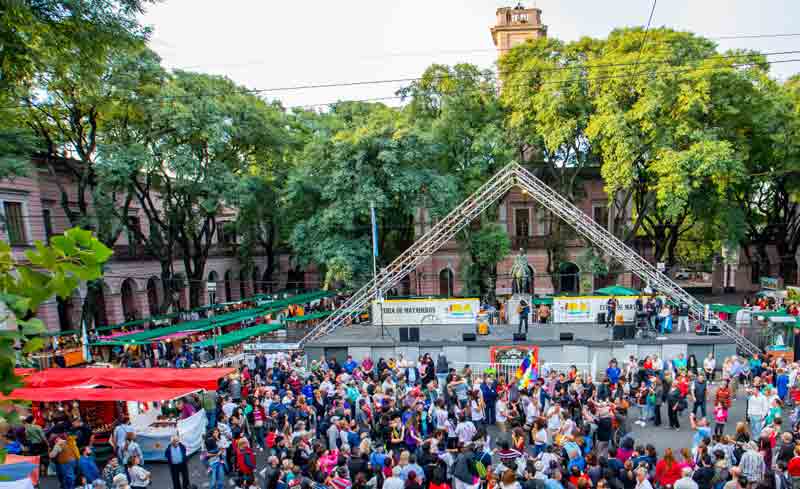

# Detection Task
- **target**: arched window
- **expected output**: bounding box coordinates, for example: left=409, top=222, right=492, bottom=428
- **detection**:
left=439, top=269, right=454, bottom=297
left=224, top=270, right=232, bottom=302
left=89, top=281, right=110, bottom=328
left=121, top=278, right=139, bottom=321
left=239, top=269, right=248, bottom=300
left=252, top=267, right=260, bottom=294
left=207, top=271, right=219, bottom=305
left=262, top=268, right=273, bottom=294
left=147, top=277, right=160, bottom=316
left=559, top=262, right=580, bottom=294
left=56, top=295, right=75, bottom=332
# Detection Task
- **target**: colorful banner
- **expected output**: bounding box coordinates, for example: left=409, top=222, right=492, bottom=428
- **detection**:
left=489, top=345, right=539, bottom=365
left=760, top=276, right=780, bottom=290
left=137, top=409, right=207, bottom=462
left=552, top=296, right=642, bottom=324
left=371, top=298, right=480, bottom=326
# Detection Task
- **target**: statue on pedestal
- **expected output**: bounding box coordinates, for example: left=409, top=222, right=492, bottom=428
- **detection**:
left=510, top=248, right=532, bottom=295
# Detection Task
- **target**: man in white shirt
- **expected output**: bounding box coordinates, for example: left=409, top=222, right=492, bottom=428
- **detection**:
left=674, top=468, right=699, bottom=489
left=747, top=388, right=769, bottom=437
left=635, top=467, right=654, bottom=489
left=454, top=414, right=476, bottom=446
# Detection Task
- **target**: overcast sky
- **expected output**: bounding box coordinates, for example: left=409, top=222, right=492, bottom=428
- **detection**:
left=141, top=0, right=800, bottom=109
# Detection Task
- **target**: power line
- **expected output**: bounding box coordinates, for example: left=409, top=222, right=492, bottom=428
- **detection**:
left=631, top=0, right=658, bottom=75
left=2, top=48, right=797, bottom=112
left=169, top=32, right=800, bottom=71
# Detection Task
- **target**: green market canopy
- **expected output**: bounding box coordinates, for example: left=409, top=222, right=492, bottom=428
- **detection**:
left=192, top=323, right=284, bottom=349
left=283, top=311, right=332, bottom=323
left=594, top=286, right=640, bottom=296
left=95, top=289, right=336, bottom=333
left=709, top=304, right=743, bottom=315
left=92, top=306, right=278, bottom=346
left=532, top=297, right=554, bottom=305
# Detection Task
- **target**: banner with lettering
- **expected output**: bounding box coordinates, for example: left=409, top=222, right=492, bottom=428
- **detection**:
left=371, top=298, right=480, bottom=326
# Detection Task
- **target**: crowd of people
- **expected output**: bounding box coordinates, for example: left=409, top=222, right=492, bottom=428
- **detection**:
left=21, top=348, right=800, bottom=489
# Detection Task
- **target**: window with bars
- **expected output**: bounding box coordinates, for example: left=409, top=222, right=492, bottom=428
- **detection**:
left=593, top=204, right=609, bottom=229
left=43, top=209, right=53, bottom=242
left=515, top=208, right=530, bottom=237
left=3, top=202, right=27, bottom=245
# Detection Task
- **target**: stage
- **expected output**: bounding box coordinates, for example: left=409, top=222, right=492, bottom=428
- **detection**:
left=302, top=321, right=739, bottom=377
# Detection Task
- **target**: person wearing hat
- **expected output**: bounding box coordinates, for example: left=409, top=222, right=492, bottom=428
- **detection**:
left=328, top=465, right=352, bottom=489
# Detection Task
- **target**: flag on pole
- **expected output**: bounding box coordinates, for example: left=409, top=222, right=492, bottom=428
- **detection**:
left=370, top=205, right=379, bottom=257
left=518, top=349, right=539, bottom=389
left=516, top=354, right=531, bottom=380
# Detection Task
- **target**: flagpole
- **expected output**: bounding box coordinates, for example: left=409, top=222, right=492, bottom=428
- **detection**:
left=370, top=202, right=380, bottom=300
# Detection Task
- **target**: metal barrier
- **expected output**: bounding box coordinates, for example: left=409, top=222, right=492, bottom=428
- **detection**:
left=451, top=354, right=598, bottom=384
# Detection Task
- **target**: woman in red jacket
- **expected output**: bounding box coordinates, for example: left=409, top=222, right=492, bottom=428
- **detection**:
left=236, top=438, right=256, bottom=488
left=655, top=448, right=682, bottom=488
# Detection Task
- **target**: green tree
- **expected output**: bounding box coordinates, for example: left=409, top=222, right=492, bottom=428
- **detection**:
left=401, top=64, right=512, bottom=297
left=586, top=28, right=756, bottom=268
left=286, top=102, right=454, bottom=290
left=499, top=38, right=601, bottom=290
left=0, top=0, right=152, bottom=179
left=0, top=228, right=111, bottom=441
left=99, top=70, right=291, bottom=307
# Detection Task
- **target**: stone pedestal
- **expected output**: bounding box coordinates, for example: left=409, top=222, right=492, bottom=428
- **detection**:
left=507, top=294, right=533, bottom=326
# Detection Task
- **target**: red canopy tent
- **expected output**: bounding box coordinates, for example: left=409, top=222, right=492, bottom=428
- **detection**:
left=21, top=368, right=234, bottom=391
left=2, top=387, right=198, bottom=402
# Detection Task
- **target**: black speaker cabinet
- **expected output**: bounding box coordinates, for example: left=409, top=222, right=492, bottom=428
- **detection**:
left=596, top=312, right=606, bottom=324
left=408, top=327, right=419, bottom=342
left=612, top=325, right=625, bottom=341
left=462, top=333, right=476, bottom=342
left=559, top=332, right=574, bottom=341
left=513, top=333, right=527, bottom=341
left=399, top=327, right=409, bottom=342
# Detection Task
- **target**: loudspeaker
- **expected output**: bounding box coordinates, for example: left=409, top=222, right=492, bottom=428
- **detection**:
left=462, top=333, right=476, bottom=342
left=612, top=325, right=625, bottom=341
left=596, top=313, right=606, bottom=324
left=513, top=333, right=527, bottom=341
left=559, top=332, right=574, bottom=341
left=399, top=327, right=420, bottom=342
left=624, top=324, right=636, bottom=339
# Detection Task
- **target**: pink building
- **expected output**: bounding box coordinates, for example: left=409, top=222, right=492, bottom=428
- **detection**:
left=0, top=157, right=319, bottom=332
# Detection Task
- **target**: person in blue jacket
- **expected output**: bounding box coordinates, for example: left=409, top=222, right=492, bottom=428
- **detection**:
left=78, top=446, right=101, bottom=485
left=606, top=359, right=621, bottom=385
left=164, top=435, right=190, bottom=489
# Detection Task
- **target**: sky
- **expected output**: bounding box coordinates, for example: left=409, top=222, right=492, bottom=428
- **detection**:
left=141, top=0, right=800, bottom=110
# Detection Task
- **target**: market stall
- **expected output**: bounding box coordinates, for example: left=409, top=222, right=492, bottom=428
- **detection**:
left=29, top=330, right=86, bottom=368
left=759, top=314, right=799, bottom=362
left=9, top=368, right=234, bottom=462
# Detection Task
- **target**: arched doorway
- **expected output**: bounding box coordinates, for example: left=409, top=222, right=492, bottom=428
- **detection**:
left=262, top=268, right=273, bottom=294
left=120, top=278, right=139, bottom=321
left=287, top=268, right=305, bottom=291
left=252, top=267, right=260, bottom=294
left=56, top=295, right=75, bottom=332
left=224, top=270, right=232, bottom=302
left=207, top=271, right=219, bottom=305
left=147, top=277, right=160, bottom=316
left=239, top=269, right=248, bottom=299
left=559, top=262, right=580, bottom=294
left=89, top=281, right=110, bottom=328
left=439, top=269, right=454, bottom=297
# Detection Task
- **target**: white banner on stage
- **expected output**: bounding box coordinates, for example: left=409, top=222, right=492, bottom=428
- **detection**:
left=372, top=298, right=480, bottom=326
left=553, top=296, right=641, bottom=323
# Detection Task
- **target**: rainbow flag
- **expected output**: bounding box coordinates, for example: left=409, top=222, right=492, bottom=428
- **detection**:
left=516, top=353, right=531, bottom=380
left=518, top=349, right=539, bottom=389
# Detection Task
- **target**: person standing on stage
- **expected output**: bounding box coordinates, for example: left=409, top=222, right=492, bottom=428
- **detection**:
left=518, top=300, right=530, bottom=335
left=606, top=296, right=618, bottom=328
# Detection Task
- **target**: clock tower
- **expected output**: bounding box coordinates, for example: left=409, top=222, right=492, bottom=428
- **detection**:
left=490, top=3, right=547, bottom=56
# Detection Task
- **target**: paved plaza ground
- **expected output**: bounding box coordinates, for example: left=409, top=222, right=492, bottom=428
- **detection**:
left=39, top=381, right=765, bottom=489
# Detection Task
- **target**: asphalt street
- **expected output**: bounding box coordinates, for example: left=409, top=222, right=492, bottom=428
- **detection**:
left=39, top=381, right=759, bottom=489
